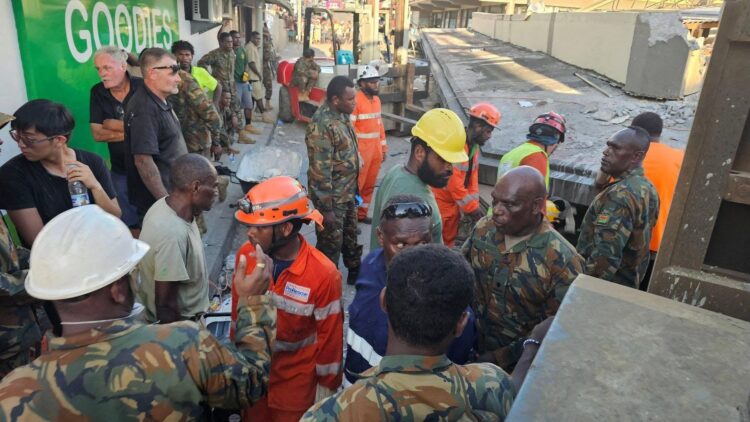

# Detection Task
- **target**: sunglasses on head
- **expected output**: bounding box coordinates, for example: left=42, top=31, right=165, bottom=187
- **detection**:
left=152, top=64, right=180, bottom=75
left=381, top=202, right=432, bottom=220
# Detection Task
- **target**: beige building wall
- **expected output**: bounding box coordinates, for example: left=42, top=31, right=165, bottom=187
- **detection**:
left=508, top=13, right=552, bottom=53
left=550, top=12, right=638, bottom=84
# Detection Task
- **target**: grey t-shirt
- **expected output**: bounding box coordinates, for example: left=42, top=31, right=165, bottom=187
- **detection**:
left=137, top=197, right=208, bottom=322
left=124, top=84, right=188, bottom=215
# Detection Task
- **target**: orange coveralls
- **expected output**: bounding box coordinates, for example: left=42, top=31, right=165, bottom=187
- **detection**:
left=351, top=90, right=387, bottom=220
left=432, top=144, right=480, bottom=246
left=231, top=237, right=343, bottom=421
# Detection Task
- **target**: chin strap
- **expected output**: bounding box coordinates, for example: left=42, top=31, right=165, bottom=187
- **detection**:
left=60, top=302, right=145, bottom=326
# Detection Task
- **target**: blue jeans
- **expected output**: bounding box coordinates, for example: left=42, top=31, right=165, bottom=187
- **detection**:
left=111, top=170, right=139, bottom=228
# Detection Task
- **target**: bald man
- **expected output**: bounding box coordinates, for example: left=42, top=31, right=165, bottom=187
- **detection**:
left=138, top=154, right=219, bottom=323
left=578, top=127, right=659, bottom=289
left=463, top=166, right=583, bottom=370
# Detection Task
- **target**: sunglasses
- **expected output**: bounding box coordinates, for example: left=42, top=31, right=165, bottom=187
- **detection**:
left=152, top=64, right=180, bottom=75
left=381, top=202, right=432, bottom=220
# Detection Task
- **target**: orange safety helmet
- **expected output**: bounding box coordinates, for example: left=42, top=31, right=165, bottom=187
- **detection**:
left=235, top=176, right=324, bottom=228
left=468, top=102, right=501, bottom=129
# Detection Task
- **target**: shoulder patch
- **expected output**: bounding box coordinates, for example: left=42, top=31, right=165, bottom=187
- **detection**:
left=595, top=213, right=611, bottom=225
left=284, top=282, right=311, bottom=303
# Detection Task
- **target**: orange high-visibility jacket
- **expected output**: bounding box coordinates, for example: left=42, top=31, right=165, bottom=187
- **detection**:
left=232, top=236, right=343, bottom=411
left=434, top=144, right=480, bottom=213
left=351, top=90, right=387, bottom=152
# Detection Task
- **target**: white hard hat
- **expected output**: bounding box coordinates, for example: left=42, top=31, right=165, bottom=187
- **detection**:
left=25, top=205, right=149, bottom=301
left=357, top=65, right=381, bottom=81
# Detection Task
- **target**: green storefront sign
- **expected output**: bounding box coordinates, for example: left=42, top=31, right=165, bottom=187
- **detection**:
left=12, top=0, right=179, bottom=161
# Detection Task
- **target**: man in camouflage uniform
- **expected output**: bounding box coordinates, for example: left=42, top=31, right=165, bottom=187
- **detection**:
left=0, top=205, right=275, bottom=418
left=0, top=112, right=42, bottom=379
left=463, top=166, right=583, bottom=370
left=169, top=70, right=222, bottom=159
left=303, top=244, right=551, bottom=420
left=578, top=126, right=659, bottom=289
left=198, top=32, right=242, bottom=126
left=305, top=76, right=362, bottom=284
left=292, top=48, right=321, bottom=100
left=262, top=24, right=276, bottom=111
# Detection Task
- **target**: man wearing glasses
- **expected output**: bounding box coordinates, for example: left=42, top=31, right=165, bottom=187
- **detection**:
left=124, top=47, right=187, bottom=222
left=345, top=194, right=476, bottom=386
left=0, top=100, right=120, bottom=247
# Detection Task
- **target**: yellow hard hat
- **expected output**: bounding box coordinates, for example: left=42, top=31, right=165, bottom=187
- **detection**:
left=411, top=108, right=468, bottom=163
left=545, top=199, right=560, bottom=223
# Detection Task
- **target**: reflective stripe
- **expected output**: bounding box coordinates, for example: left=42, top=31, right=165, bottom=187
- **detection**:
left=314, top=300, right=342, bottom=320
left=346, top=328, right=382, bottom=367
left=380, top=140, right=387, bottom=146
left=359, top=203, right=369, bottom=209
left=275, top=333, right=317, bottom=352
left=357, top=112, right=381, bottom=120
left=357, top=132, right=381, bottom=139
left=315, top=362, right=342, bottom=376
left=270, top=292, right=314, bottom=317
left=457, top=193, right=479, bottom=206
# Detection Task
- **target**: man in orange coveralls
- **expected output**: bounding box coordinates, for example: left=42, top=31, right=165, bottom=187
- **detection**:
left=432, top=103, right=501, bottom=246
left=352, top=64, right=386, bottom=223
left=231, top=176, right=343, bottom=421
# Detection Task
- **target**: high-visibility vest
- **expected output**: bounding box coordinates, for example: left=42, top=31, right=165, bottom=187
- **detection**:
left=497, top=141, right=550, bottom=188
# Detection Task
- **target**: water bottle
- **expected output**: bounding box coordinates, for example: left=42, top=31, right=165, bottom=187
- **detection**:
left=67, top=165, right=90, bottom=207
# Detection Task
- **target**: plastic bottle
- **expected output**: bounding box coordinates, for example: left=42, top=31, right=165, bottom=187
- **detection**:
left=67, top=165, right=90, bottom=207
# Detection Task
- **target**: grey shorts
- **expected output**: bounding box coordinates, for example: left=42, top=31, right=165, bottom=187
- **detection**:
left=235, top=81, right=253, bottom=109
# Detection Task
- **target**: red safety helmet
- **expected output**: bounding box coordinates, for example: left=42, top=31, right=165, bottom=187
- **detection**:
left=529, top=112, right=567, bottom=143
left=468, top=102, right=501, bottom=129
left=235, top=176, right=323, bottom=228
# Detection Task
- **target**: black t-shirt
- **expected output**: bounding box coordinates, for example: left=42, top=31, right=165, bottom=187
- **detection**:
left=89, top=74, right=144, bottom=174
left=0, top=149, right=117, bottom=233
left=124, top=84, right=188, bottom=215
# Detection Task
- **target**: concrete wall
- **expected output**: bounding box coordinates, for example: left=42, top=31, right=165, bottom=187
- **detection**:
left=509, top=13, right=551, bottom=53
left=469, top=10, right=700, bottom=99
left=551, top=12, right=637, bottom=84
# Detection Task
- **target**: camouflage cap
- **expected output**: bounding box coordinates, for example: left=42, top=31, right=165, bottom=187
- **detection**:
left=0, top=112, right=14, bottom=129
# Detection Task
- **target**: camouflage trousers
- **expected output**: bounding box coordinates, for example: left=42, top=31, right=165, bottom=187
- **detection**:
left=262, top=62, right=273, bottom=100
left=315, top=201, right=362, bottom=270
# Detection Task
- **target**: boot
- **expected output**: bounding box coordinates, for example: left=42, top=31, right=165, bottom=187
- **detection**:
left=265, top=99, right=274, bottom=110
left=238, top=130, right=256, bottom=144
left=261, top=112, right=274, bottom=124
left=346, top=266, right=360, bottom=286
left=244, top=124, right=262, bottom=135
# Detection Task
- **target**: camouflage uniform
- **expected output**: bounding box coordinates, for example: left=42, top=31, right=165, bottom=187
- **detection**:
left=301, top=354, right=515, bottom=421
left=169, top=70, right=221, bottom=158
left=463, top=218, right=583, bottom=367
left=262, top=32, right=276, bottom=100
left=0, top=296, right=275, bottom=419
left=305, top=102, right=362, bottom=269
left=291, top=58, right=321, bottom=93
left=0, top=218, right=41, bottom=379
left=198, top=48, right=243, bottom=124
left=219, top=105, right=237, bottom=148
left=577, top=166, right=659, bottom=289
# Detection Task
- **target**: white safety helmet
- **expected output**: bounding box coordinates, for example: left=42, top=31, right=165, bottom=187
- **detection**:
left=357, top=65, right=381, bottom=82
left=25, top=205, right=150, bottom=300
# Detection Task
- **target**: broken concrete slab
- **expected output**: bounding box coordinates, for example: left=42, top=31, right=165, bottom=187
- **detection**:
left=592, top=109, right=615, bottom=121
left=508, top=275, right=750, bottom=421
